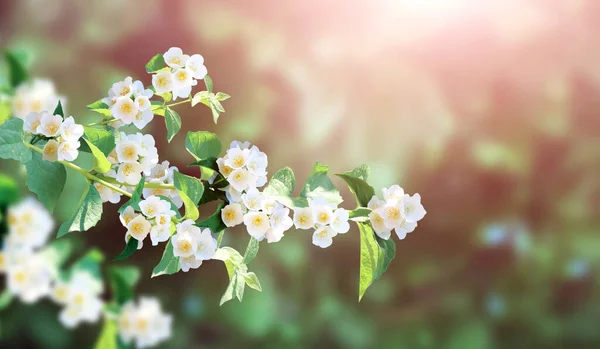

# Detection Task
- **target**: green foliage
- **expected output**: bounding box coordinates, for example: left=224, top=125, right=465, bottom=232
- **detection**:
left=195, top=202, right=227, bottom=233
left=0, top=118, right=31, bottom=163
left=0, top=174, right=19, bottom=207
left=57, top=183, right=103, bottom=238
left=26, top=151, right=68, bottom=212
left=53, top=101, right=64, bottom=118
left=374, top=236, right=396, bottom=279
left=83, top=138, right=111, bottom=174
left=71, top=248, right=104, bottom=280
left=118, top=177, right=145, bottom=214
left=0, top=290, right=13, bottom=311
left=263, top=167, right=295, bottom=197
left=108, top=265, right=141, bottom=305
left=173, top=171, right=204, bottom=205
left=40, top=238, right=73, bottom=269
left=300, top=162, right=343, bottom=206
left=145, top=54, right=165, bottom=73
left=151, top=240, right=180, bottom=277
left=185, top=131, right=222, bottom=161
left=4, top=50, right=28, bottom=88
left=191, top=90, right=228, bottom=123
left=349, top=207, right=372, bottom=220
left=356, top=222, right=395, bottom=301
left=80, top=127, right=115, bottom=156
left=93, top=319, right=118, bottom=349
left=86, top=99, right=112, bottom=117
left=214, top=247, right=263, bottom=305
left=203, top=75, right=213, bottom=93
left=242, top=237, right=260, bottom=264
left=336, top=165, right=375, bottom=208
left=114, top=238, right=139, bottom=261
left=164, top=108, right=182, bottom=142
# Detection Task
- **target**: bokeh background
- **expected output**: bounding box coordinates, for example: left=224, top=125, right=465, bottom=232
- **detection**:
left=2, top=0, right=600, bottom=348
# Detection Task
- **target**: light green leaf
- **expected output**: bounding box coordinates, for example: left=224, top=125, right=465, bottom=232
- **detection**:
left=210, top=99, right=225, bottom=113
left=83, top=138, right=111, bottom=174
left=57, top=183, right=103, bottom=238
left=113, top=238, right=139, bottom=261
left=235, top=273, right=246, bottom=301
left=178, top=190, right=199, bottom=221
left=263, top=167, right=295, bottom=197
left=164, top=108, right=182, bottom=143
left=108, top=265, right=141, bottom=305
left=357, top=222, right=382, bottom=301
left=25, top=152, right=66, bottom=212
left=185, top=131, right=221, bottom=161
left=87, top=99, right=107, bottom=109
left=118, top=177, right=145, bottom=214
left=204, top=75, right=213, bottom=93
left=214, top=92, right=231, bottom=101
left=242, top=237, right=259, bottom=264
left=0, top=290, right=13, bottom=311
left=336, top=166, right=375, bottom=207
left=220, top=273, right=237, bottom=306
left=243, top=272, right=262, bottom=292
left=145, top=54, right=165, bottom=73
left=300, top=162, right=343, bottom=206
left=80, top=127, right=115, bottom=156
left=0, top=118, right=31, bottom=163
left=173, top=171, right=203, bottom=205
left=4, top=50, right=28, bottom=88
left=191, top=91, right=210, bottom=107
left=157, top=92, right=171, bottom=103
left=151, top=240, right=180, bottom=277
left=349, top=207, right=372, bottom=221
left=93, top=319, right=118, bottom=349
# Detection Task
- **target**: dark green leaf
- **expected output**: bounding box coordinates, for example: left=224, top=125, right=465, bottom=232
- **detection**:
left=25, top=152, right=66, bottom=212
left=0, top=118, right=31, bottom=163
left=0, top=174, right=19, bottom=207
left=349, top=207, right=372, bottom=220
left=4, top=50, right=28, bottom=88
left=145, top=54, right=165, bottom=73
left=118, top=177, right=145, bottom=214
left=52, top=100, right=64, bottom=118
left=151, top=240, right=180, bottom=277
left=195, top=202, right=227, bottom=233
left=336, top=167, right=375, bottom=207
left=80, top=127, right=115, bottom=156
left=71, top=248, right=104, bottom=280
left=374, top=236, right=396, bottom=279
left=108, top=265, right=140, bottom=304
left=57, top=184, right=103, bottom=238
left=165, top=108, right=182, bottom=142
left=87, top=99, right=108, bottom=109
left=114, top=238, right=139, bottom=261
left=0, top=290, right=13, bottom=311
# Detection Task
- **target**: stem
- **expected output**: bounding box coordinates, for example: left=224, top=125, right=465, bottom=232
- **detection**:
left=164, top=98, right=191, bottom=108
left=85, top=118, right=117, bottom=127
left=97, top=175, right=176, bottom=190
left=23, top=142, right=132, bottom=198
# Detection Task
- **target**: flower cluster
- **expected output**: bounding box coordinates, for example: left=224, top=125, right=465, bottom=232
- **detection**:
left=119, top=196, right=177, bottom=248
left=12, top=79, right=64, bottom=119
left=221, top=188, right=293, bottom=243
left=119, top=297, right=173, bottom=349
left=152, top=47, right=208, bottom=100
left=24, top=112, right=83, bottom=162
left=215, top=141, right=269, bottom=203
left=293, top=196, right=350, bottom=248
left=52, top=271, right=103, bottom=328
left=171, top=220, right=217, bottom=272
left=142, top=161, right=183, bottom=209
left=102, top=77, right=155, bottom=129
left=367, top=185, right=426, bottom=240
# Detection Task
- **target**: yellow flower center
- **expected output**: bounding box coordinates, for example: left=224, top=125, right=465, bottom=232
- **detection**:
left=121, top=103, right=132, bottom=114
left=46, top=124, right=58, bottom=134
left=318, top=213, right=329, bottom=223
left=74, top=293, right=85, bottom=305
left=158, top=216, right=168, bottom=225
left=31, top=120, right=40, bottom=129
left=225, top=210, right=235, bottom=221
left=132, top=222, right=145, bottom=234
left=233, top=156, right=244, bottom=167
left=386, top=207, right=400, bottom=221
left=122, top=164, right=135, bottom=176
left=136, top=318, right=149, bottom=332
left=170, top=57, right=181, bottom=65
left=299, top=215, right=308, bottom=224
left=179, top=240, right=192, bottom=253
left=15, top=271, right=26, bottom=283
left=252, top=216, right=264, bottom=227
left=176, top=71, right=187, bottom=81
left=31, top=100, right=42, bottom=111
left=120, top=87, right=131, bottom=96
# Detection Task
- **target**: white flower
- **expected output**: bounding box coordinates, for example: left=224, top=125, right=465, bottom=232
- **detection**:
left=382, top=185, right=405, bottom=204
left=116, top=162, right=144, bottom=185
left=163, top=47, right=188, bottom=68
left=119, top=206, right=136, bottom=226
left=266, top=203, right=292, bottom=243
left=172, top=221, right=198, bottom=258
left=150, top=225, right=171, bottom=246
left=57, top=271, right=104, bottom=328
left=379, top=203, right=404, bottom=231
left=119, top=297, right=172, bottom=349
left=57, top=140, right=80, bottom=162
left=39, top=112, right=63, bottom=137
left=227, top=168, right=256, bottom=192
left=261, top=196, right=276, bottom=214
left=152, top=70, right=173, bottom=95
left=110, top=76, right=134, bottom=98
left=369, top=210, right=391, bottom=240
left=293, top=207, right=314, bottom=230
left=186, top=54, right=208, bottom=79
left=401, top=193, right=426, bottom=223
left=394, top=219, right=418, bottom=240
left=147, top=161, right=172, bottom=181
left=127, top=215, right=151, bottom=241
left=367, top=196, right=384, bottom=210
left=221, top=203, right=244, bottom=227
left=135, top=94, right=151, bottom=111
left=194, top=228, right=217, bottom=261
left=225, top=147, right=250, bottom=169
left=94, top=181, right=122, bottom=204
left=12, top=79, right=63, bottom=119
left=331, top=208, right=350, bottom=234
left=60, top=116, right=84, bottom=142
left=312, top=226, right=337, bottom=248
left=216, top=157, right=234, bottom=178
left=243, top=212, right=270, bottom=239
left=139, top=196, right=169, bottom=218
left=112, top=96, right=139, bottom=124
left=171, top=68, right=197, bottom=100
left=180, top=255, right=203, bottom=272
left=6, top=254, right=53, bottom=303
left=241, top=187, right=264, bottom=211
left=24, top=112, right=42, bottom=134
left=42, top=139, right=59, bottom=162
left=132, top=108, right=154, bottom=130
left=246, top=150, right=268, bottom=177
left=6, top=197, right=54, bottom=250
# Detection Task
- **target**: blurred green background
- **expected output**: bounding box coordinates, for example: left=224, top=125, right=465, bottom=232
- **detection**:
left=2, top=0, right=600, bottom=348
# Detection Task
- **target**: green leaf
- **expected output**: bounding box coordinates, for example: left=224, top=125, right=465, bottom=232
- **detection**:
left=264, top=167, right=295, bottom=197
left=204, top=75, right=213, bottom=93
left=178, top=190, right=199, bottom=221
left=151, top=240, right=180, bottom=277
left=210, top=99, right=225, bottom=113
left=164, top=108, right=182, bottom=143
left=191, top=91, right=211, bottom=108
left=216, top=230, right=225, bottom=247
left=40, top=239, right=73, bottom=269
left=118, top=177, right=145, bottom=214
left=0, top=118, right=31, bottom=163
left=173, top=171, right=203, bottom=205
left=87, top=99, right=108, bottom=109
left=71, top=249, right=104, bottom=280
left=52, top=100, right=64, bottom=118
left=214, top=92, right=231, bottom=101
left=114, top=238, right=139, bottom=261
left=235, top=273, right=246, bottom=301
left=57, top=183, right=103, bottom=238
left=189, top=157, right=220, bottom=181
left=210, top=103, right=221, bottom=124
left=357, top=222, right=382, bottom=301
left=157, top=92, right=171, bottom=103
left=336, top=167, right=375, bottom=207
left=242, top=237, right=259, bottom=264
left=145, top=54, right=165, bottom=73
left=0, top=290, right=13, bottom=311
left=93, top=319, right=118, bottom=349
left=80, top=127, right=115, bottom=156
left=83, top=138, right=112, bottom=174
left=243, top=272, right=262, bottom=292
left=185, top=131, right=221, bottom=161
left=108, top=265, right=140, bottom=305
left=25, top=152, right=66, bottom=212
left=374, top=236, right=396, bottom=279
left=300, top=162, right=343, bottom=206
left=220, top=273, right=237, bottom=305
left=349, top=207, right=372, bottom=221
left=4, top=50, right=28, bottom=88
left=150, top=101, right=165, bottom=116
left=0, top=174, right=19, bottom=207
left=195, top=202, right=227, bottom=233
